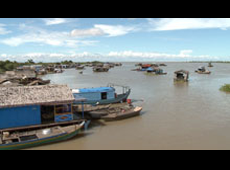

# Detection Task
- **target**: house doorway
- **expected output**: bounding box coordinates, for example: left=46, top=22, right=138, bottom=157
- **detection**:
left=41, top=105, right=55, bottom=124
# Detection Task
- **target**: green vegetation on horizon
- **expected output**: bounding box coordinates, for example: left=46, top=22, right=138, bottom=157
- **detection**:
left=0, top=59, right=105, bottom=74
left=0, top=60, right=20, bottom=74
left=189, top=61, right=230, bottom=64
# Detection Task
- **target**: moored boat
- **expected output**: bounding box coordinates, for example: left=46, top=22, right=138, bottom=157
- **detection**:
left=72, top=84, right=131, bottom=106
left=76, top=66, right=85, bottom=70
left=0, top=121, right=85, bottom=150
left=195, top=67, right=211, bottom=74
left=101, top=106, right=143, bottom=121
left=146, top=67, right=167, bottom=75
left=93, top=67, right=109, bottom=72
left=208, top=62, right=214, bottom=67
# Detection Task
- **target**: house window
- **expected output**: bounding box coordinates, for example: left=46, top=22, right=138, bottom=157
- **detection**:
left=55, top=104, right=72, bottom=115
left=101, top=92, right=107, bottom=100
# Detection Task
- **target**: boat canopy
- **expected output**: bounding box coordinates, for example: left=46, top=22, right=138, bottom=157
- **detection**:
left=147, top=67, right=154, bottom=71
left=72, top=87, right=115, bottom=94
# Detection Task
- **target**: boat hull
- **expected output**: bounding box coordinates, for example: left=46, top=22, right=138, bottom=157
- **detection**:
left=195, top=71, right=211, bottom=74
left=102, top=107, right=142, bottom=121
left=0, top=125, right=83, bottom=150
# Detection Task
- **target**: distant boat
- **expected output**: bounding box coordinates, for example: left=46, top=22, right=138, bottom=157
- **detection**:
left=174, top=70, right=189, bottom=82
left=76, top=66, right=85, bottom=70
left=0, top=121, right=85, bottom=150
left=72, top=84, right=131, bottom=105
left=93, top=67, right=109, bottom=72
left=208, top=62, right=214, bottom=67
left=146, top=67, right=167, bottom=75
left=159, top=63, right=167, bottom=67
left=195, top=66, right=211, bottom=74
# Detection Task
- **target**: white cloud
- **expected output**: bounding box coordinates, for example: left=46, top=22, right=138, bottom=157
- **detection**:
left=0, top=50, right=219, bottom=62
left=0, top=25, right=98, bottom=48
left=94, top=24, right=137, bottom=37
left=43, top=18, right=68, bottom=25
left=0, top=24, right=11, bottom=35
left=106, top=50, right=218, bottom=61
left=148, top=18, right=230, bottom=31
left=71, top=28, right=105, bottom=37
left=71, top=24, right=137, bottom=38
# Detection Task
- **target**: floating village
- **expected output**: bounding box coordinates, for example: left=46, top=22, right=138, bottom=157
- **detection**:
left=0, top=61, right=218, bottom=150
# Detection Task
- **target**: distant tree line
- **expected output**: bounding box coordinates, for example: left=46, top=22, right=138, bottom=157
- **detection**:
left=0, top=59, right=104, bottom=73
left=0, top=60, right=20, bottom=74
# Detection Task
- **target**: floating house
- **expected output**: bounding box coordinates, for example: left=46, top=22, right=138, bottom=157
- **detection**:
left=0, top=85, right=85, bottom=130
left=72, top=85, right=131, bottom=105
left=17, top=65, right=43, bottom=72
left=174, top=70, right=189, bottom=82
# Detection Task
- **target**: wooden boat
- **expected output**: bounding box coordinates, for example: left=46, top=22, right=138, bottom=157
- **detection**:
left=86, top=103, right=131, bottom=119
left=76, top=66, right=85, bottom=70
left=195, top=67, right=211, bottom=74
left=93, top=67, right=109, bottom=72
left=101, top=107, right=142, bottom=121
left=0, top=121, right=85, bottom=150
left=208, top=62, right=214, bottom=67
left=146, top=67, right=167, bottom=75
left=195, top=70, right=211, bottom=74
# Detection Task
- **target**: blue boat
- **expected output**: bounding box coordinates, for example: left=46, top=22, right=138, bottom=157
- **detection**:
left=72, top=84, right=131, bottom=105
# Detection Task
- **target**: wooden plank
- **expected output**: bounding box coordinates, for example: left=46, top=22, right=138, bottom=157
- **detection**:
left=0, top=119, right=85, bottom=133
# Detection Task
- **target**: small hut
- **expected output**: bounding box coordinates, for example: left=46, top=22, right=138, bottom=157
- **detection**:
left=174, top=70, right=189, bottom=82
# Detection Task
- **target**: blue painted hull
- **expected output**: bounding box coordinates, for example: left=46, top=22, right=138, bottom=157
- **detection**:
left=74, top=90, right=131, bottom=105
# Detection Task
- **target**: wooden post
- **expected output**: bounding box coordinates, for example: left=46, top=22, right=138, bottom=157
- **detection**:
left=81, top=102, right=85, bottom=119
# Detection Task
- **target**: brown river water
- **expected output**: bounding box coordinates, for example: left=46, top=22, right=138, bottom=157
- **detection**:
left=30, top=62, right=230, bottom=150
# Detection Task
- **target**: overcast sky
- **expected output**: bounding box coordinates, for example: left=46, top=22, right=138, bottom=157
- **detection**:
left=0, top=18, right=230, bottom=62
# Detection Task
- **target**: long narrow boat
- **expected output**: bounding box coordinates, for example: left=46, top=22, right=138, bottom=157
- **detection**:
left=0, top=122, right=85, bottom=150
left=195, top=67, right=211, bottom=74
left=101, top=107, right=143, bottom=121
left=93, top=67, right=109, bottom=72
left=195, top=70, right=211, bottom=74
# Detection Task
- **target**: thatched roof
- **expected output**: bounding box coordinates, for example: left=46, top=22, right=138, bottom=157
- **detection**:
left=0, top=85, right=76, bottom=108
left=174, top=70, right=189, bottom=74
